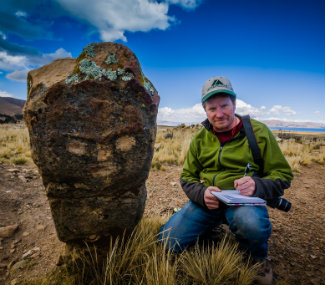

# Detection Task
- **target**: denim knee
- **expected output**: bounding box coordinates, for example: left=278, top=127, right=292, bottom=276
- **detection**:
left=226, top=206, right=272, bottom=242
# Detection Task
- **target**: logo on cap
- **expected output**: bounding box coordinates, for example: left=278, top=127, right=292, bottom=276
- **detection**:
left=208, top=79, right=224, bottom=91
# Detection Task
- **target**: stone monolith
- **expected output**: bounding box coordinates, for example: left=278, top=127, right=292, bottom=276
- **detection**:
left=23, top=42, right=160, bottom=242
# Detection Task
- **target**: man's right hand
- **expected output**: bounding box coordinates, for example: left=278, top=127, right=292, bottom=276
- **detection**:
left=204, top=186, right=221, bottom=210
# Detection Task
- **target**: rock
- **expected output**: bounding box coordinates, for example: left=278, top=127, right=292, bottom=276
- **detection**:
left=23, top=42, right=160, bottom=242
left=0, top=224, right=19, bottom=238
left=22, top=232, right=29, bottom=237
left=36, top=225, right=45, bottom=231
left=22, top=247, right=40, bottom=259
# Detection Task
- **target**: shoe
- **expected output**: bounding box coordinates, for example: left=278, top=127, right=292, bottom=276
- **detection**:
left=254, top=258, right=273, bottom=285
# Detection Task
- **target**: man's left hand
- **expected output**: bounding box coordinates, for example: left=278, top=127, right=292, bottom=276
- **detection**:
left=234, top=177, right=256, bottom=196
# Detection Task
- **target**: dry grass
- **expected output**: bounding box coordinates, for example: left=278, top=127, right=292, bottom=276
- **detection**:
left=152, top=125, right=325, bottom=173
left=0, top=123, right=323, bottom=172
left=42, top=216, right=257, bottom=285
left=0, top=123, right=33, bottom=165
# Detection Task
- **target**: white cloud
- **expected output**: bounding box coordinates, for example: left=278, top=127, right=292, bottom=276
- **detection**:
left=0, top=90, right=13, bottom=97
left=57, top=0, right=172, bottom=42
left=235, top=99, right=262, bottom=117
left=0, top=31, right=6, bottom=40
left=157, top=100, right=299, bottom=125
left=56, top=0, right=202, bottom=42
left=15, top=10, right=28, bottom=18
left=0, top=51, right=27, bottom=71
left=158, top=103, right=206, bottom=125
left=167, top=0, right=203, bottom=9
left=28, top=48, right=72, bottom=66
left=6, top=69, right=29, bottom=82
left=1, top=48, right=72, bottom=82
left=268, top=105, right=296, bottom=116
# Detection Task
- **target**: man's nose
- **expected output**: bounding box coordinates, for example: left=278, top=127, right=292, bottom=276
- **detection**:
left=215, top=108, right=223, bottom=117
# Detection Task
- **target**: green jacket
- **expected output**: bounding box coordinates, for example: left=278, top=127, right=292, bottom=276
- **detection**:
left=180, top=116, right=293, bottom=208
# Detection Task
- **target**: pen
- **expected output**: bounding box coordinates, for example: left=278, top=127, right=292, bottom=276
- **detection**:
left=244, top=163, right=252, bottom=176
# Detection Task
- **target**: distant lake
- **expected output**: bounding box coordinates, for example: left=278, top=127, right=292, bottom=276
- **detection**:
left=269, top=127, right=325, bottom=133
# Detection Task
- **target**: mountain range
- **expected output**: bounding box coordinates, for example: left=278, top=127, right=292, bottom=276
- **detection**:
left=0, top=97, right=324, bottom=129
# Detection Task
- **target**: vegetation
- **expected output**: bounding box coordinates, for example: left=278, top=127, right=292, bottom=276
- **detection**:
left=0, top=123, right=324, bottom=172
left=152, top=125, right=325, bottom=172
left=0, top=123, right=33, bottom=165
left=42, top=217, right=258, bottom=285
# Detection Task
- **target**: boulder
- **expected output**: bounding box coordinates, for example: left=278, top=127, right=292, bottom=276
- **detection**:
left=23, top=42, right=160, bottom=242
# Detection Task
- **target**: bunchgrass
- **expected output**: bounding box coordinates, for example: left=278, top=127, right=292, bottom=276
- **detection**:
left=0, top=123, right=33, bottom=165
left=152, top=125, right=325, bottom=172
left=40, top=216, right=257, bottom=285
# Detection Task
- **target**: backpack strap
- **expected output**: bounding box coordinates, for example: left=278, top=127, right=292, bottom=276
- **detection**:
left=241, top=115, right=264, bottom=176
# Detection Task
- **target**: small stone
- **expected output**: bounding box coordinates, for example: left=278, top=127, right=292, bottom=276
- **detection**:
left=18, top=176, right=27, bottom=183
left=0, top=224, right=19, bottom=238
left=22, top=251, right=32, bottom=259
left=170, top=182, right=177, bottom=186
left=11, top=278, right=19, bottom=285
left=22, top=232, right=29, bottom=237
left=10, top=249, right=15, bottom=254
left=36, top=225, right=45, bottom=231
left=22, top=247, right=40, bottom=259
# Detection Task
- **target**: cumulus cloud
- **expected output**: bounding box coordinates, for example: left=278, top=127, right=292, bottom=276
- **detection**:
left=235, top=99, right=262, bottom=117
left=1, top=48, right=72, bottom=82
left=0, top=51, right=27, bottom=71
left=268, top=105, right=296, bottom=116
left=157, top=100, right=298, bottom=125
left=6, top=69, right=29, bottom=82
left=56, top=0, right=203, bottom=41
left=57, top=0, right=172, bottom=41
left=167, top=0, right=204, bottom=9
left=158, top=103, right=206, bottom=125
left=0, top=90, right=13, bottom=97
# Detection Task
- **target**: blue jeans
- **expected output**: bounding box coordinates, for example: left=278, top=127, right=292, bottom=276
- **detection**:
left=158, top=201, right=272, bottom=259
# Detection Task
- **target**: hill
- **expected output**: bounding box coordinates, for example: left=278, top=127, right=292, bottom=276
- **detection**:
left=0, top=97, right=25, bottom=123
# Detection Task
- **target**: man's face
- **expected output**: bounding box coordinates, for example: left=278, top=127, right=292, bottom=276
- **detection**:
left=205, top=95, right=236, bottom=132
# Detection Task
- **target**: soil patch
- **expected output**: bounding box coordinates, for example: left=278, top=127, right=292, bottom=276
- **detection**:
left=0, top=162, right=324, bottom=284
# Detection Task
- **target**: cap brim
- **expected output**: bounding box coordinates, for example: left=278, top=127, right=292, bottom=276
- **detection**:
left=202, top=89, right=236, bottom=103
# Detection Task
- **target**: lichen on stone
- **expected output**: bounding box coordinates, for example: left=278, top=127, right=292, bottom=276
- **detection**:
left=66, top=74, right=79, bottom=85
left=102, top=68, right=117, bottom=81
left=121, top=72, right=134, bottom=81
left=79, top=59, right=102, bottom=80
left=143, top=79, right=155, bottom=96
left=105, top=53, right=118, bottom=65
left=117, top=68, right=124, bottom=75
left=79, top=59, right=117, bottom=81
left=83, top=44, right=95, bottom=58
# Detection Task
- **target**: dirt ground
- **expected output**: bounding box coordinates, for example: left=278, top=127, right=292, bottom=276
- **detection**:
left=0, top=161, right=324, bottom=285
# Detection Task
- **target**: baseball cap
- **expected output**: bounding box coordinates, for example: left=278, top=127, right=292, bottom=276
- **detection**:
left=201, top=76, right=236, bottom=103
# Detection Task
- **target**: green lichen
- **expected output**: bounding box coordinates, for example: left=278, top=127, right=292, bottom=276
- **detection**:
left=117, top=68, right=124, bottom=75
left=83, top=44, right=95, bottom=58
left=78, top=59, right=118, bottom=81
left=143, top=78, right=155, bottom=96
left=121, top=72, right=134, bottom=81
left=102, top=68, right=117, bottom=81
left=105, top=52, right=118, bottom=65
left=65, top=74, right=79, bottom=85
left=79, top=59, right=102, bottom=80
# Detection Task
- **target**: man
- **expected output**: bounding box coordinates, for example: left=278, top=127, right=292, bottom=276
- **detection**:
left=158, top=76, right=293, bottom=285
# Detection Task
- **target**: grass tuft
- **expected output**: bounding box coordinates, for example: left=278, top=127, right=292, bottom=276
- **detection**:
left=36, top=216, right=257, bottom=285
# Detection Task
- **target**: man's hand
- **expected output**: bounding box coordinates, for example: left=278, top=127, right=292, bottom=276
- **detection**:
left=204, top=186, right=221, bottom=210
left=234, top=176, right=256, bottom=196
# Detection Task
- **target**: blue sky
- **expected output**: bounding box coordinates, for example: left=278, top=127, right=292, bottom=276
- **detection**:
left=0, top=0, right=324, bottom=125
